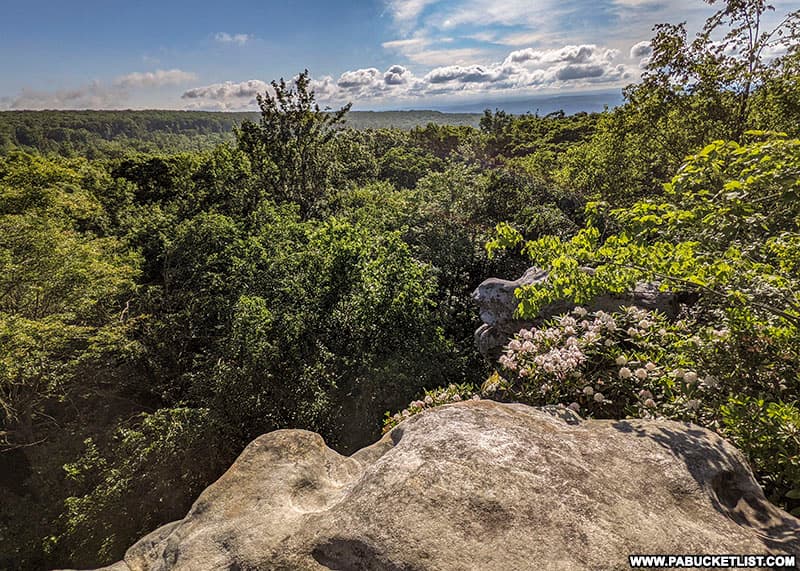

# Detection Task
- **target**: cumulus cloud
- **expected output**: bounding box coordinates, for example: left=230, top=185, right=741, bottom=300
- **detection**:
left=114, top=69, right=198, bottom=89
left=337, top=68, right=383, bottom=89
left=629, top=40, right=653, bottom=68
left=425, top=64, right=513, bottom=84
left=181, top=79, right=273, bottom=110
left=630, top=40, right=652, bottom=59
left=180, top=64, right=433, bottom=110
left=332, top=66, right=425, bottom=100
left=412, top=43, right=627, bottom=94
left=179, top=74, right=373, bottom=110
left=179, top=41, right=636, bottom=110
left=214, top=32, right=253, bottom=45
left=384, top=65, right=412, bottom=85
left=506, top=45, right=617, bottom=66
left=308, top=75, right=342, bottom=103
left=555, top=64, right=607, bottom=80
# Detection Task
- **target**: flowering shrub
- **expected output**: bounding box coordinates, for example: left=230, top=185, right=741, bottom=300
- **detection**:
left=490, top=305, right=800, bottom=513
left=490, top=306, right=714, bottom=423
left=383, top=383, right=480, bottom=433
left=484, top=137, right=800, bottom=512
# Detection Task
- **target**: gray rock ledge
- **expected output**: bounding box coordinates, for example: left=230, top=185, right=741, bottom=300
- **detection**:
left=68, top=400, right=799, bottom=571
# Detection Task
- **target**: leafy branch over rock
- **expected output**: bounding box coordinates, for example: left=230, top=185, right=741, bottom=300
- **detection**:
left=486, top=134, right=800, bottom=510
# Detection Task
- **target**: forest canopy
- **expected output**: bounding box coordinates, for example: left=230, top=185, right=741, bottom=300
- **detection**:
left=1, top=0, right=799, bottom=568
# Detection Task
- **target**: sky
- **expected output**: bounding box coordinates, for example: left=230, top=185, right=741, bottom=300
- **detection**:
left=0, top=0, right=793, bottom=111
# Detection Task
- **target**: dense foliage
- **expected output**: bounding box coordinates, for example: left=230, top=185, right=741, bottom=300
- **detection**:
left=486, top=134, right=800, bottom=511
left=0, top=69, right=586, bottom=570
left=476, top=0, right=800, bottom=515
left=2, top=1, right=799, bottom=568
left=0, top=109, right=481, bottom=159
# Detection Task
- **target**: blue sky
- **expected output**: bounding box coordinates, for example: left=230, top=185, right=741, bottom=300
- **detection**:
left=0, top=0, right=792, bottom=110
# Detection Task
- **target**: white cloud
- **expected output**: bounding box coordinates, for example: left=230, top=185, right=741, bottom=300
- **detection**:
left=214, top=32, right=253, bottom=45
left=337, top=68, right=383, bottom=89
left=180, top=42, right=635, bottom=110
left=420, top=44, right=628, bottom=93
left=309, top=75, right=342, bottom=102
left=333, top=66, right=426, bottom=100
left=431, top=0, right=565, bottom=31
left=629, top=40, right=652, bottom=59
left=2, top=68, right=198, bottom=110
left=425, top=64, right=513, bottom=84
left=181, top=79, right=273, bottom=110
left=607, top=0, right=712, bottom=39
left=612, top=0, right=663, bottom=6
left=382, top=34, right=485, bottom=66
left=4, top=82, right=124, bottom=110
left=114, top=69, right=198, bottom=89
left=506, top=45, right=616, bottom=66
left=405, top=47, right=486, bottom=66
left=491, top=31, right=552, bottom=47
left=629, top=40, right=652, bottom=67
left=382, top=38, right=427, bottom=50
left=384, top=65, right=412, bottom=85
left=382, top=0, right=721, bottom=63
left=555, top=64, right=608, bottom=80
left=388, top=0, right=440, bottom=25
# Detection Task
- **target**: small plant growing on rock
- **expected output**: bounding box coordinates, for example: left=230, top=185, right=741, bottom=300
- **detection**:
left=383, top=383, right=480, bottom=433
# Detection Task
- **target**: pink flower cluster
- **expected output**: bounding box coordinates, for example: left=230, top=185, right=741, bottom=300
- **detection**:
left=499, top=308, right=620, bottom=381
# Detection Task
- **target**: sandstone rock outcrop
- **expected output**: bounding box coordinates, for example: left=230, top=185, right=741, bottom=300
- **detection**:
left=472, top=266, right=677, bottom=358
left=79, top=400, right=799, bottom=571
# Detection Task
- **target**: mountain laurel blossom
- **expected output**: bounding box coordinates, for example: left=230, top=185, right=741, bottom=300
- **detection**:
left=494, top=307, right=714, bottom=423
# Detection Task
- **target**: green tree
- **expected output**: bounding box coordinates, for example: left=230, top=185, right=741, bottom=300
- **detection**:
left=236, top=70, right=351, bottom=218
left=0, top=154, right=140, bottom=449
left=557, top=0, right=800, bottom=203
left=640, top=0, right=799, bottom=143
left=379, top=146, right=442, bottom=189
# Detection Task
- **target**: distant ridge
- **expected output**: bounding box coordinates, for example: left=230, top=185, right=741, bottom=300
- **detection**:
left=345, top=110, right=481, bottom=129
left=0, top=101, right=615, bottom=156
left=427, top=89, right=625, bottom=115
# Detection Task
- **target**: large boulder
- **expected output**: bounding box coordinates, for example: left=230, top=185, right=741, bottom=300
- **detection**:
left=80, top=400, right=798, bottom=571
left=472, top=266, right=677, bottom=358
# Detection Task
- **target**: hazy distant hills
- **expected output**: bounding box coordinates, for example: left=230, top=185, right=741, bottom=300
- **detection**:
left=0, top=90, right=624, bottom=156
left=345, top=110, right=481, bottom=129
left=429, top=89, right=625, bottom=115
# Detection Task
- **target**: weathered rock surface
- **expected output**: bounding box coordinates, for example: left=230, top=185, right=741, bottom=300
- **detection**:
left=472, top=266, right=677, bottom=358
left=78, top=400, right=798, bottom=571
